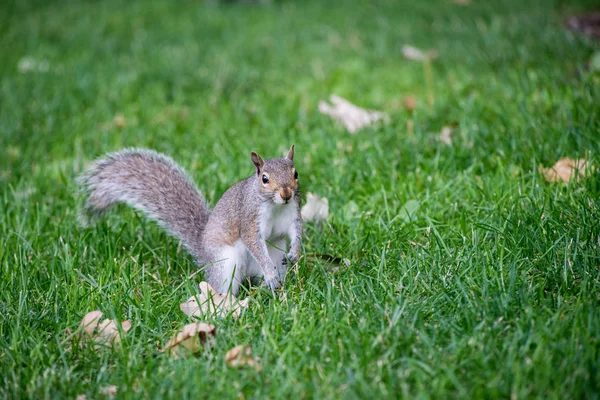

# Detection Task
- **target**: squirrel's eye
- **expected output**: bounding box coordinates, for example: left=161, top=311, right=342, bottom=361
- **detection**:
left=262, top=174, right=269, bottom=184
left=294, top=170, right=298, bottom=179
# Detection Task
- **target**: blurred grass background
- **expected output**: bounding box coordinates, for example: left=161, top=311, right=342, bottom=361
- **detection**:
left=1, top=0, right=599, bottom=398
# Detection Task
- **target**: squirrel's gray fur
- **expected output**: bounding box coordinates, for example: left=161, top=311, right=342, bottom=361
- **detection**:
left=78, top=146, right=302, bottom=296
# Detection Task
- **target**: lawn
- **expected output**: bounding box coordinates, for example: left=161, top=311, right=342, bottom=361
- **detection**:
left=1, top=0, right=599, bottom=398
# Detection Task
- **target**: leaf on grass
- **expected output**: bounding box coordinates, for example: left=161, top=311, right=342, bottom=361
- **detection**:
left=301, top=192, right=329, bottom=223
left=401, top=45, right=439, bottom=62
left=181, top=282, right=249, bottom=319
left=452, top=0, right=471, bottom=5
left=402, top=96, right=417, bottom=111
left=439, top=126, right=453, bottom=146
left=17, top=56, right=49, bottom=73
left=76, top=310, right=131, bottom=348
left=113, top=114, right=127, bottom=128
left=99, top=385, right=118, bottom=398
left=79, top=311, right=103, bottom=337
left=539, top=158, right=592, bottom=183
left=97, top=319, right=132, bottom=346
left=225, top=344, right=262, bottom=372
left=318, top=95, right=389, bottom=134
left=161, top=322, right=216, bottom=357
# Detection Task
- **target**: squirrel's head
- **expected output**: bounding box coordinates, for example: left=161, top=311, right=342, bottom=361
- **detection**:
left=251, top=145, right=299, bottom=205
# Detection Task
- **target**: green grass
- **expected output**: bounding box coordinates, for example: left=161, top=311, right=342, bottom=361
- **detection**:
left=1, top=0, right=600, bottom=398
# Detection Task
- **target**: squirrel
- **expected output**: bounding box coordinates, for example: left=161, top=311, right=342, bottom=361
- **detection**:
left=78, top=145, right=302, bottom=296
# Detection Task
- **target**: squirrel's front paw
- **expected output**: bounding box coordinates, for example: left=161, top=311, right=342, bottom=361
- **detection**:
left=262, top=271, right=282, bottom=291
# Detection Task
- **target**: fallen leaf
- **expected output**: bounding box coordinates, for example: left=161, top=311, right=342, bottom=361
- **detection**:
left=76, top=395, right=87, bottom=400
left=77, top=310, right=131, bottom=348
left=79, top=310, right=103, bottom=337
left=539, top=158, right=592, bottom=183
left=318, top=95, right=389, bottom=134
left=181, top=282, right=249, bottom=319
left=225, top=344, right=262, bottom=372
left=99, top=385, right=118, bottom=397
left=97, top=319, right=132, bottom=346
left=301, top=192, right=329, bottom=223
left=439, top=126, right=453, bottom=146
left=113, top=114, right=127, bottom=128
left=161, top=322, right=216, bottom=357
left=402, top=96, right=417, bottom=111
left=452, top=0, right=471, bottom=5
left=402, top=45, right=439, bottom=62
left=17, top=56, right=49, bottom=73
left=96, top=319, right=120, bottom=343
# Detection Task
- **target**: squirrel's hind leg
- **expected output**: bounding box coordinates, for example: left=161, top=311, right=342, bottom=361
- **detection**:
left=205, top=242, right=248, bottom=296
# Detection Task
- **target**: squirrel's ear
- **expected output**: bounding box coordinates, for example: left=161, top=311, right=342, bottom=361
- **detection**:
left=251, top=152, right=264, bottom=174
left=286, top=145, right=295, bottom=161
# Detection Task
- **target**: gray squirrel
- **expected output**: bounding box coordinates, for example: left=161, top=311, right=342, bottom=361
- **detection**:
left=78, top=146, right=302, bottom=296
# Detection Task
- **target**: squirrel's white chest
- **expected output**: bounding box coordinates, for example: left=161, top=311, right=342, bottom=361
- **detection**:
left=259, top=202, right=296, bottom=240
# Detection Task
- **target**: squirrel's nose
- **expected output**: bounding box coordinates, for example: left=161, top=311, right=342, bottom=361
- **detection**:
left=280, top=188, right=292, bottom=201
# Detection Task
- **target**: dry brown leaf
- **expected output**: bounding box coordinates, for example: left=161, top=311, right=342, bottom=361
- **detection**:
left=77, top=310, right=131, bottom=348
left=403, top=96, right=417, bottom=111
left=161, top=322, right=216, bottom=357
left=180, top=282, right=249, bottom=319
left=96, top=319, right=120, bottom=343
left=539, top=158, right=591, bottom=183
left=76, top=395, right=87, bottom=400
left=439, top=126, right=453, bottom=146
left=301, top=192, right=329, bottom=223
left=318, top=95, right=389, bottom=134
left=113, top=114, right=127, bottom=128
left=97, top=319, right=132, bottom=346
left=79, top=310, right=103, bottom=337
left=402, top=45, right=439, bottom=62
left=99, top=385, right=118, bottom=397
left=225, top=344, right=262, bottom=372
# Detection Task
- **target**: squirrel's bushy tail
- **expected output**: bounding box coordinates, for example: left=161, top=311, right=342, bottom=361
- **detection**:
left=78, top=148, right=210, bottom=260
